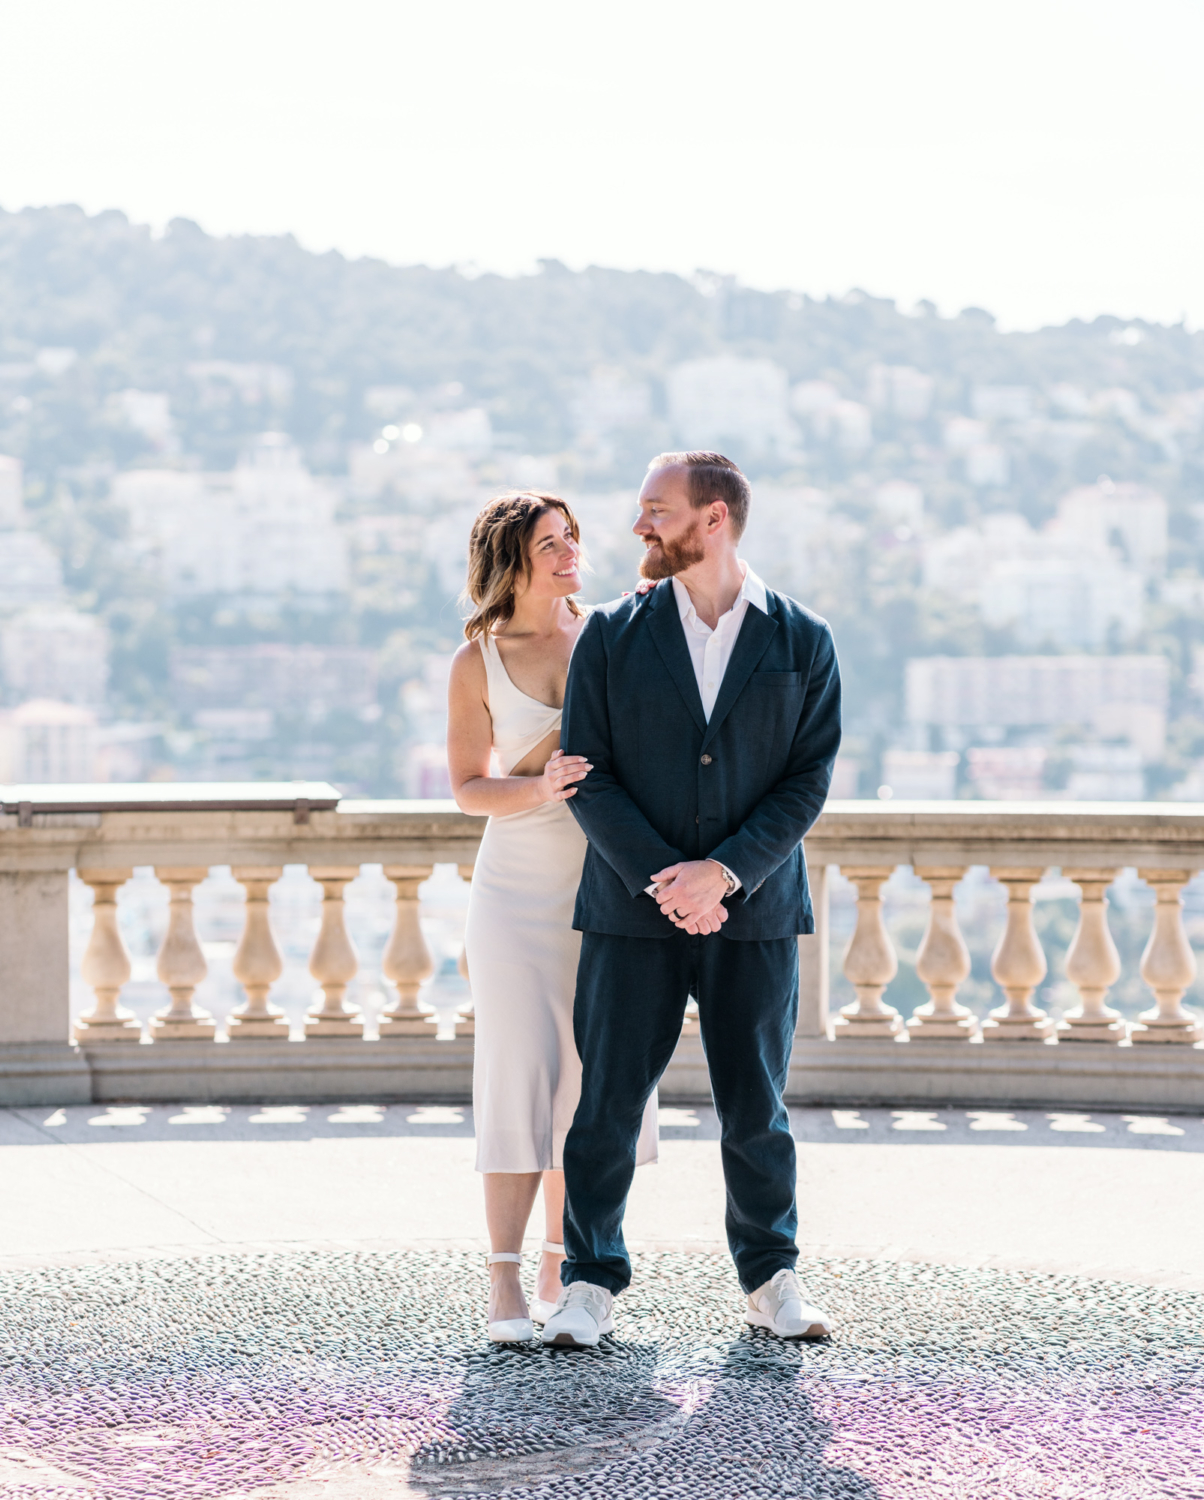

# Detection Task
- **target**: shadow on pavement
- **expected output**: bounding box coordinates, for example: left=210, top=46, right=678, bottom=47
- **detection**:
left=4, top=1103, right=1201, bottom=1152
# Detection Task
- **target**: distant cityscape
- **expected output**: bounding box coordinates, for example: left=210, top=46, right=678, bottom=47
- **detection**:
left=2, top=206, right=1204, bottom=801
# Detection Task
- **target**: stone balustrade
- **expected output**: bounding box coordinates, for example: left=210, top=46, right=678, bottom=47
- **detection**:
left=2, top=787, right=1204, bottom=1109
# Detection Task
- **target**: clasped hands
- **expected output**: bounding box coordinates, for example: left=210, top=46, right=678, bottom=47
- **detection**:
left=649, top=860, right=730, bottom=935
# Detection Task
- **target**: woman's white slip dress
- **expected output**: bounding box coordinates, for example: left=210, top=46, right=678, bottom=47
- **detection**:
left=465, top=629, right=658, bottom=1174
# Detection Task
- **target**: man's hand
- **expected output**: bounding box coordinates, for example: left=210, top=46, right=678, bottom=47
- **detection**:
left=650, top=860, right=731, bottom=932
left=676, top=901, right=729, bottom=935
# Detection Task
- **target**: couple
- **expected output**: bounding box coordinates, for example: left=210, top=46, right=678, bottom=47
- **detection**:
left=447, top=450, right=842, bottom=1348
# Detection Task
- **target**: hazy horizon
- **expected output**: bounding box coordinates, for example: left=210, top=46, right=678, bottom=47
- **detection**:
left=8, top=197, right=1197, bottom=336
left=3, top=0, right=1202, bottom=333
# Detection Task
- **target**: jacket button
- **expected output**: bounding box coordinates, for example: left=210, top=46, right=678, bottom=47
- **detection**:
left=700, top=754, right=713, bottom=765
left=695, top=814, right=700, bottom=824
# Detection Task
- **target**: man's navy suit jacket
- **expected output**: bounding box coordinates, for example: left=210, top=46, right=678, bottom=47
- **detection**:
left=561, top=577, right=841, bottom=941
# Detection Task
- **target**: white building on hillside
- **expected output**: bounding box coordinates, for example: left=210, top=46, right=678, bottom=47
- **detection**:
left=0, top=533, right=64, bottom=612
left=1, top=608, right=109, bottom=707
left=972, top=386, right=1034, bottom=422
left=1048, top=481, right=1167, bottom=576
left=0, top=699, right=97, bottom=783
left=114, top=434, right=348, bottom=598
left=571, top=367, right=651, bottom=442
left=880, top=749, right=960, bottom=799
left=905, top=654, right=1169, bottom=760
left=738, top=486, right=837, bottom=598
left=875, top=481, right=924, bottom=529
left=867, top=365, right=934, bottom=421
left=187, top=362, right=294, bottom=409
left=667, top=356, right=796, bottom=457
left=109, top=390, right=176, bottom=450
left=965, top=443, right=1009, bottom=487
left=0, top=454, right=23, bottom=526
left=923, top=510, right=1144, bottom=649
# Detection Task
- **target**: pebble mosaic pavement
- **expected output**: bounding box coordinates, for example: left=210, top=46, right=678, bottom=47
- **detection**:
left=0, top=1250, right=1202, bottom=1499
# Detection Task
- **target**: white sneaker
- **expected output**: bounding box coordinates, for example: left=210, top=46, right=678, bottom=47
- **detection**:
left=745, top=1268, right=833, bottom=1339
left=540, top=1281, right=614, bottom=1347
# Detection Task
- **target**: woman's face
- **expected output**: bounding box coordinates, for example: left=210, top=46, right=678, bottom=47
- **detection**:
left=520, top=508, right=581, bottom=600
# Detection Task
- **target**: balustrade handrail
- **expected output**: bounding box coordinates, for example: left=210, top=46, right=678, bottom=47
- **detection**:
left=810, top=799, right=1204, bottom=866
left=0, top=780, right=343, bottom=814
left=9, top=791, right=1204, bottom=862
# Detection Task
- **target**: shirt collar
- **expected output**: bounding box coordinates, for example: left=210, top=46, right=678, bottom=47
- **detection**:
left=671, top=560, right=768, bottom=626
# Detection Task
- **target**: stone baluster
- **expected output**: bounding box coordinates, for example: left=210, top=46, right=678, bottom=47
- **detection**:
left=833, top=867, right=903, bottom=1038
left=454, top=862, right=475, bottom=1037
left=74, top=869, right=141, bottom=1042
left=304, top=866, right=364, bottom=1038
left=1058, top=869, right=1126, bottom=1042
left=907, top=866, right=977, bottom=1039
left=982, top=868, right=1054, bottom=1041
left=378, top=864, right=438, bottom=1037
left=150, top=867, right=216, bottom=1041
left=1132, top=869, right=1204, bottom=1043
left=227, top=866, right=290, bottom=1039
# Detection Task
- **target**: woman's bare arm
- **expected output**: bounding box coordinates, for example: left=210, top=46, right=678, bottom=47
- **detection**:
left=446, top=640, right=590, bottom=817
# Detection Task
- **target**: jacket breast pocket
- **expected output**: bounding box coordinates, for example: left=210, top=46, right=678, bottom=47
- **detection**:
left=743, top=672, right=806, bottom=755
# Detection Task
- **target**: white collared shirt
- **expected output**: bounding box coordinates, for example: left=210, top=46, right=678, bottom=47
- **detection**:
left=644, top=561, right=768, bottom=899
left=671, top=560, right=769, bottom=722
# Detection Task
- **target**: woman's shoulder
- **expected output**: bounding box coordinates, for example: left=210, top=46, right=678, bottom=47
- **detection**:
left=449, top=637, right=488, bottom=689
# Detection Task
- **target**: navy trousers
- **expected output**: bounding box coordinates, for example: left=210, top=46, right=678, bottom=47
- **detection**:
left=561, top=929, right=799, bottom=1296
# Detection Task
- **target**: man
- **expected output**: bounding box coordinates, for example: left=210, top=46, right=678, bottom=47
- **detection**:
left=541, top=451, right=841, bottom=1349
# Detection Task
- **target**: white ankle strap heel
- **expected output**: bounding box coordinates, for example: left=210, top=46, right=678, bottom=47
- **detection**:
left=529, top=1242, right=566, bottom=1326
left=485, top=1252, right=534, bottom=1342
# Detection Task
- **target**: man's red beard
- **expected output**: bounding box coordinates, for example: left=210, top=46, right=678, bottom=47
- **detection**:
left=638, top=518, right=706, bottom=580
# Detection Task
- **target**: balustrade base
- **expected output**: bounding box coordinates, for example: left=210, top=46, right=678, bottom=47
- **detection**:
left=378, top=1014, right=440, bottom=1038
left=658, top=1031, right=1204, bottom=1110
left=980, top=1012, right=1056, bottom=1042
left=72, top=1017, right=142, bottom=1043
left=1130, top=1014, right=1204, bottom=1044
left=3, top=1028, right=1202, bottom=1109
left=225, top=1014, right=291, bottom=1040
left=1057, top=1017, right=1129, bottom=1043
left=0, top=1043, right=91, bottom=1105
left=832, top=1009, right=904, bottom=1039
left=906, top=1007, right=979, bottom=1040
left=304, top=1014, right=366, bottom=1039
left=149, top=1014, right=218, bottom=1042
left=453, top=1015, right=475, bottom=1037
left=77, top=1035, right=476, bottom=1103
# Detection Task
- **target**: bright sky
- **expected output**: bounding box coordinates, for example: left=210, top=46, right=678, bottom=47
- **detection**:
left=2, top=0, right=1202, bottom=330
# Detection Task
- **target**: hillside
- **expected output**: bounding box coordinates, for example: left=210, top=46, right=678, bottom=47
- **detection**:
left=3, top=204, right=1204, bottom=797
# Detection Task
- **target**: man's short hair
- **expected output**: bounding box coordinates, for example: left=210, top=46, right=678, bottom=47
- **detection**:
left=647, top=451, right=751, bottom=539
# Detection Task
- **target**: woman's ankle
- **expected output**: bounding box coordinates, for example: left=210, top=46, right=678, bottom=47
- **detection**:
left=535, top=1248, right=564, bottom=1300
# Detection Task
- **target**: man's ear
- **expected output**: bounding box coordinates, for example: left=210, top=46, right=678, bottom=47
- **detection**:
left=706, top=501, right=729, bottom=535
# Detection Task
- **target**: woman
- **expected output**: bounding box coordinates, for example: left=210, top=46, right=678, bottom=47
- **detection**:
left=447, top=491, right=657, bottom=1343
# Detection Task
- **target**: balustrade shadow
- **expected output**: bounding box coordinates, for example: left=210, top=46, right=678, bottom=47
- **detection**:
left=4, top=1102, right=1201, bottom=1152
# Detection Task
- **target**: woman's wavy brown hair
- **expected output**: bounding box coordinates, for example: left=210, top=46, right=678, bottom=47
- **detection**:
left=461, top=491, right=584, bottom=641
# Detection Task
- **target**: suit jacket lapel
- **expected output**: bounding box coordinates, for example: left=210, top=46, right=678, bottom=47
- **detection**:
left=645, top=581, right=707, bottom=736
left=701, top=598, right=779, bottom=751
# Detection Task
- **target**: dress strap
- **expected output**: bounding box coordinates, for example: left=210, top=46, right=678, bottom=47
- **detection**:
left=478, top=631, right=509, bottom=703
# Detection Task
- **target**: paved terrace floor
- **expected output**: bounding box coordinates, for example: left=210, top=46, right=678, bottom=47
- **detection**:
left=2, top=1104, right=1202, bottom=1498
